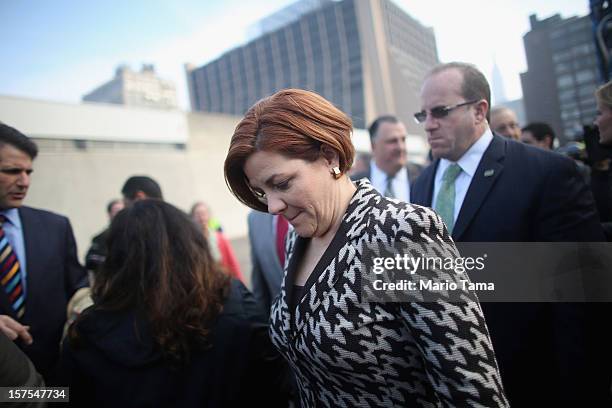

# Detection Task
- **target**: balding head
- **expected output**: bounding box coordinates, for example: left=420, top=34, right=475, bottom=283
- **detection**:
left=490, top=107, right=520, bottom=140
left=418, top=62, right=490, bottom=161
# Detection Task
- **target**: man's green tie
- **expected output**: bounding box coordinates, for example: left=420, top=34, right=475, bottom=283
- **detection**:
left=434, top=163, right=462, bottom=233
left=384, top=175, right=396, bottom=198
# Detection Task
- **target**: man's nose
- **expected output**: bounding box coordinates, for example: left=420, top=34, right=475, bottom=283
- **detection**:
left=424, top=113, right=439, bottom=131
left=17, top=171, right=30, bottom=187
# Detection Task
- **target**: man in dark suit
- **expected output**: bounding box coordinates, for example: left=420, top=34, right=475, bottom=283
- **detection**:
left=0, top=123, right=87, bottom=383
left=248, top=211, right=286, bottom=314
left=351, top=115, right=422, bottom=201
left=411, top=62, right=609, bottom=406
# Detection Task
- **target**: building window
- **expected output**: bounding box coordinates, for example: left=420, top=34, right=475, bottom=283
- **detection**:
left=576, top=69, right=595, bottom=84
left=554, top=62, right=571, bottom=74
left=557, top=74, right=574, bottom=89
left=559, top=88, right=577, bottom=103
left=579, top=85, right=596, bottom=98
left=573, top=43, right=591, bottom=56
left=550, top=29, right=564, bottom=40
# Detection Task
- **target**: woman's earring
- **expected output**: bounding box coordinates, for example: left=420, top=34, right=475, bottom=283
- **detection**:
left=331, top=166, right=341, bottom=179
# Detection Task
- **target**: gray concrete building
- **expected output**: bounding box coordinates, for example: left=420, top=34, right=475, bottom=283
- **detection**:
left=186, top=0, right=438, bottom=133
left=83, top=64, right=178, bottom=110
left=521, top=13, right=600, bottom=143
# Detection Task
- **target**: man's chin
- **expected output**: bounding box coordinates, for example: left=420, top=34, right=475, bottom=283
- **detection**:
left=430, top=148, right=447, bottom=160
left=7, top=200, right=24, bottom=209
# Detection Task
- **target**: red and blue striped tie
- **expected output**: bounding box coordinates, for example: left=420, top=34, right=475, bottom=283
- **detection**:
left=0, top=215, right=25, bottom=319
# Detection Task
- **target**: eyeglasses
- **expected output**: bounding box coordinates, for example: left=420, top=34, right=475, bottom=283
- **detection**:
left=413, top=100, right=480, bottom=123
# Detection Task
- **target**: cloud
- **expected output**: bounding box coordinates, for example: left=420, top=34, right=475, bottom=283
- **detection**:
left=114, top=1, right=297, bottom=109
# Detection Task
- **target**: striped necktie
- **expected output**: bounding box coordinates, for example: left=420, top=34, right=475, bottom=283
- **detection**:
left=434, top=163, right=462, bottom=233
left=0, top=215, right=25, bottom=319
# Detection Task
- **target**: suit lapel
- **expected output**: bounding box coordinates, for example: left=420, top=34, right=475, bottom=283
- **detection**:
left=292, top=225, right=349, bottom=336
left=416, top=160, right=439, bottom=206
left=406, top=162, right=420, bottom=186
left=19, top=207, right=42, bottom=313
left=288, top=181, right=375, bottom=340
left=452, top=135, right=506, bottom=240
left=277, top=231, right=301, bottom=339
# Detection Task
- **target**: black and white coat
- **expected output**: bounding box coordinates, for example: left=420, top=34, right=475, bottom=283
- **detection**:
left=269, top=179, right=508, bottom=407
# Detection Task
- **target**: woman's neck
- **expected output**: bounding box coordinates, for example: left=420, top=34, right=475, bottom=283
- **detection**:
left=312, top=177, right=356, bottom=245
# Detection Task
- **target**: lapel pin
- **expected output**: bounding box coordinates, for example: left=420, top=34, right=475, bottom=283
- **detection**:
left=484, top=169, right=495, bottom=177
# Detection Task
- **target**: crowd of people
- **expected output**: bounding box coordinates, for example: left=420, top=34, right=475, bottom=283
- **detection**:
left=1, top=61, right=612, bottom=407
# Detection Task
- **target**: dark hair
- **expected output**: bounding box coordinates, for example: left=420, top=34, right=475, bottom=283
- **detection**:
left=522, top=122, right=555, bottom=148
left=121, top=176, right=163, bottom=200
left=0, top=124, right=38, bottom=159
left=368, top=115, right=399, bottom=142
left=427, top=62, right=491, bottom=122
left=75, top=200, right=230, bottom=362
left=224, top=89, right=355, bottom=212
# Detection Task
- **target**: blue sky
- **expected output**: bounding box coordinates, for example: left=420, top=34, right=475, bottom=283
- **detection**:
left=0, top=0, right=589, bottom=109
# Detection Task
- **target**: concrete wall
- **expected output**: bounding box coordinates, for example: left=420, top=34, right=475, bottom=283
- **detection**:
left=16, top=108, right=251, bottom=266
left=23, top=147, right=250, bottom=262
left=0, top=95, right=188, bottom=143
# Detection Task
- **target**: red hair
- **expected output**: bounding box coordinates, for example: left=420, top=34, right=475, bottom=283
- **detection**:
left=224, top=89, right=354, bottom=211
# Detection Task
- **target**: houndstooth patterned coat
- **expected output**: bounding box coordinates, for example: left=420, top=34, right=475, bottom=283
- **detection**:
left=269, top=179, right=508, bottom=407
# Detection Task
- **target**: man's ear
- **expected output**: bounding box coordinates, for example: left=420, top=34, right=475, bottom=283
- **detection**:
left=320, top=144, right=340, bottom=167
left=545, top=135, right=553, bottom=149
left=474, top=99, right=489, bottom=124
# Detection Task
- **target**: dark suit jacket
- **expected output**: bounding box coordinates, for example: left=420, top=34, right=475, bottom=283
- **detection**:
left=350, top=161, right=423, bottom=197
left=0, top=206, right=87, bottom=383
left=411, top=134, right=609, bottom=407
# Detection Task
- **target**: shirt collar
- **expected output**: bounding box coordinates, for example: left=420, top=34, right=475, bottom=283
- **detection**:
left=370, top=161, right=408, bottom=182
left=439, top=127, right=493, bottom=177
left=1, top=208, right=22, bottom=229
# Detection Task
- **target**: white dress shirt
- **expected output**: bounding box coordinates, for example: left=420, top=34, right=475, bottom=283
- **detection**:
left=370, top=162, right=410, bottom=203
left=432, top=128, right=494, bottom=222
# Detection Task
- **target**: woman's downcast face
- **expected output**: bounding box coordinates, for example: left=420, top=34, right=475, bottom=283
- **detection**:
left=244, top=150, right=339, bottom=238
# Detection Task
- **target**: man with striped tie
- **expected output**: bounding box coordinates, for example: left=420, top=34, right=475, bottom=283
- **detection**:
left=0, top=123, right=87, bottom=384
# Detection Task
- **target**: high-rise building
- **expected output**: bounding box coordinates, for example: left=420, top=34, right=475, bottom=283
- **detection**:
left=247, top=0, right=332, bottom=39
left=521, top=14, right=600, bottom=143
left=186, top=0, right=438, bottom=132
left=83, top=64, right=178, bottom=110
left=491, top=60, right=508, bottom=105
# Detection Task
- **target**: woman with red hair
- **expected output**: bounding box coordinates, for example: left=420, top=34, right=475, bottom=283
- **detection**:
left=224, top=89, right=507, bottom=407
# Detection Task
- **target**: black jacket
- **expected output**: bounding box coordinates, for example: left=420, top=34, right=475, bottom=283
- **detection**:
left=59, top=280, right=292, bottom=407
